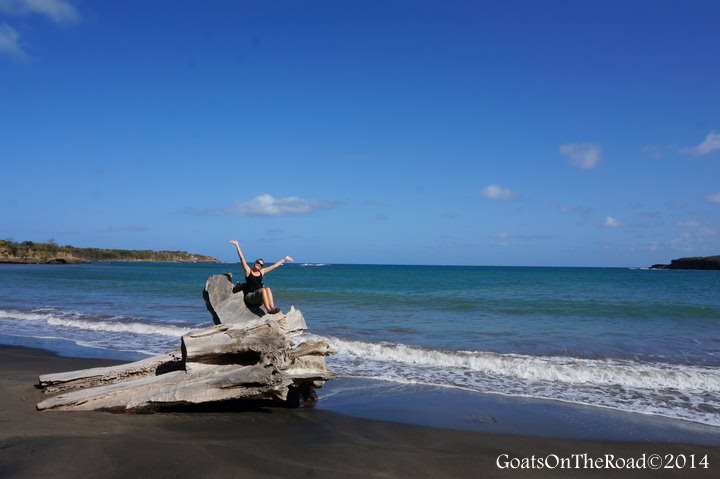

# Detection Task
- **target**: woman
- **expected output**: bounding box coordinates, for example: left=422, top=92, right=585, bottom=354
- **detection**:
left=228, top=240, right=293, bottom=314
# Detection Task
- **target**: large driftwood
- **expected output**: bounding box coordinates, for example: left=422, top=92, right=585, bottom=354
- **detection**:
left=203, top=273, right=280, bottom=324
left=182, top=322, right=288, bottom=366
left=37, top=274, right=334, bottom=412
left=37, top=365, right=291, bottom=412
left=38, top=350, right=183, bottom=394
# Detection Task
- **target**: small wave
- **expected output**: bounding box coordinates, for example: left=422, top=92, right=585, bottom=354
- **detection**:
left=0, top=332, right=158, bottom=357
left=301, top=334, right=720, bottom=426
left=309, top=335, right=720, bottom=391
left=45, top=317, right=192, bottom=337
left=301, top=263, right=329, bottom=267
left=0, top=308, right=192, bottom=337
left=2, top=303, right=717, bottom=427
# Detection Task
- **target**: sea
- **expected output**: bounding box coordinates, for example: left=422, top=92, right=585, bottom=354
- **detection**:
left=1, top=262, right=719, bottom=433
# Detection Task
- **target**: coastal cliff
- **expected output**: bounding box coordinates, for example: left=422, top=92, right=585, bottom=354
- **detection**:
left=650, top=255, right=720, bottom=270
left=0, top=240, right=219, bottom=264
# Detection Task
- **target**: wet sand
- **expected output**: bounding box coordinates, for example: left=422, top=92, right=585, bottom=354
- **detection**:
left=0, top=345, right=717, bottom=478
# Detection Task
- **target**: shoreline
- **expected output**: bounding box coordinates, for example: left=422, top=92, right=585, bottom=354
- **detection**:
left=1, top=345, right=718, bottom=478
left=2, top=334, right=719, bottom=446
left=318, top=377, right=720, bottom=446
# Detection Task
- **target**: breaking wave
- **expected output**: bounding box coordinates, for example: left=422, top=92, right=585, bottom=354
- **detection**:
left=314, top=335, right=720, bottom=391
left=305, top=334, right=720, bottom=427
left=0, top=308, right=192, bottom=357
left=2, top=306, right=718, bottom=427
left=0, top=308, right=192, bottom=337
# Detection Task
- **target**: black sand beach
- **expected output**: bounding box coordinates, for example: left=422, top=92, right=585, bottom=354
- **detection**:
left=0, top=345, right=718, bottom=478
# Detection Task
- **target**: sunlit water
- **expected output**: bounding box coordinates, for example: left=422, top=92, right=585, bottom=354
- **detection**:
left=1, top=262, right=718, bottom=426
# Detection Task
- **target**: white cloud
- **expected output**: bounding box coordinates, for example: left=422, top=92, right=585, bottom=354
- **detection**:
left=602, top=216, right=621, bottom=228
left=706, top=192, right=720, bottom=204
left=0, top=0, right=80, bottom=24
left=0, top=23, right=27, bottom=59
left=683, top=131, right=720, bottom=157
left=559, top=143, right=602, bottom=169
left=225, top=194, right=339, bottom=217
left=481, top=184, right=520, bottom=201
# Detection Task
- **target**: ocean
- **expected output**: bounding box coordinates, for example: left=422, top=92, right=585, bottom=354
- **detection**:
left=1, top=262, right=719, bottom=429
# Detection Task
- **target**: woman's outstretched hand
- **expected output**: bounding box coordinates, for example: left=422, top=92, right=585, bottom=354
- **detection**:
left=284, top=256, right=294, bottom=262
left=229, top=240, right=239, bottom=246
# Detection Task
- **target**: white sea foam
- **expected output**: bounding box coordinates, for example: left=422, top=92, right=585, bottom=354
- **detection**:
left=2, top=306, right=718, bottom=426
left=44, top=317, right=192, bottom=336
left=0, top=308, right=192, bottom=337
left=303, top=333, right=720, bottom=426
left=308, top=334, right=720, bottom=391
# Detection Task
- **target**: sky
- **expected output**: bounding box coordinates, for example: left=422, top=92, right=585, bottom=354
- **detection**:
left=1, top=0, right=719, bottom=267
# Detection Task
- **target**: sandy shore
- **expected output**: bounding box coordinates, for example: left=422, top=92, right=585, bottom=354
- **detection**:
left=1, top=345, right=718, bottom=478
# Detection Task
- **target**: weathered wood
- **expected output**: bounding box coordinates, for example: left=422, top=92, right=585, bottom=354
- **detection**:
left=37, top=364, right=292, bottom=411
left=204, top=273, right=278, bottom=324
left=277, top=306, right=308, bottom=333
left=182, top=321, right=288, bottom=366
left=36, top=274, right=334, bottom=412
left=291, top=341, right=334, bottom=358
left=285, top=355, right=335, bottom=381
left=203, top=273, right=308, bottom=329
left=38, top=350, right=183, bottom=394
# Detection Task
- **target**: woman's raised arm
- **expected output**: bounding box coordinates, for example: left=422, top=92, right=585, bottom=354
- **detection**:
left=261, top=256, right=294, bottom=274
left=228, top=240, right=251, bottom=276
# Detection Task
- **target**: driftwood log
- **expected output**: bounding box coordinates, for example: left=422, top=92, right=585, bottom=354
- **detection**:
left=36, top=273, right=334, bottom=412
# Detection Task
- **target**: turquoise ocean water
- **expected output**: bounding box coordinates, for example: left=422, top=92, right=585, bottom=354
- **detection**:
left=0, top=262, right=718, bottom=427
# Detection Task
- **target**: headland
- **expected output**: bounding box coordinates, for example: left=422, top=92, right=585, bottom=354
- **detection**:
left=650, top=255, right=720, bottom=270
left=0, top=240, right=219, bottom=264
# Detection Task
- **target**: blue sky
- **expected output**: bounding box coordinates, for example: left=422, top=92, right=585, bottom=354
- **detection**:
left=1, top=0, right=719, bottom=266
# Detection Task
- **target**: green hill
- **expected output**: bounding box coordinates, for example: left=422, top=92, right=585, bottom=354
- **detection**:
left=0, top=240, right=219, bottom=264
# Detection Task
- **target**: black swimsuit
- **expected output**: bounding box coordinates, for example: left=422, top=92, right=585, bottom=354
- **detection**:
left=245, top=272, right=264, bottom=293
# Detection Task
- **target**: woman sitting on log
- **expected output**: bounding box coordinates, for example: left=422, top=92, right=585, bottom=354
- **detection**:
left=228, top=240, right=293, bottom=314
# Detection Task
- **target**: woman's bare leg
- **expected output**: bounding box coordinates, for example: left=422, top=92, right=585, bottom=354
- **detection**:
left=261, top=287, right=275, bottom=311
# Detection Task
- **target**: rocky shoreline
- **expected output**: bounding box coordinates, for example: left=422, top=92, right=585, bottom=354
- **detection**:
left=0, top=258, right=89, bottom=265
left=0, top=258, right=220, bottom=264
left=650, top=255, right=720, bottom=270
left=0, top=239, right=220, bottom=264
